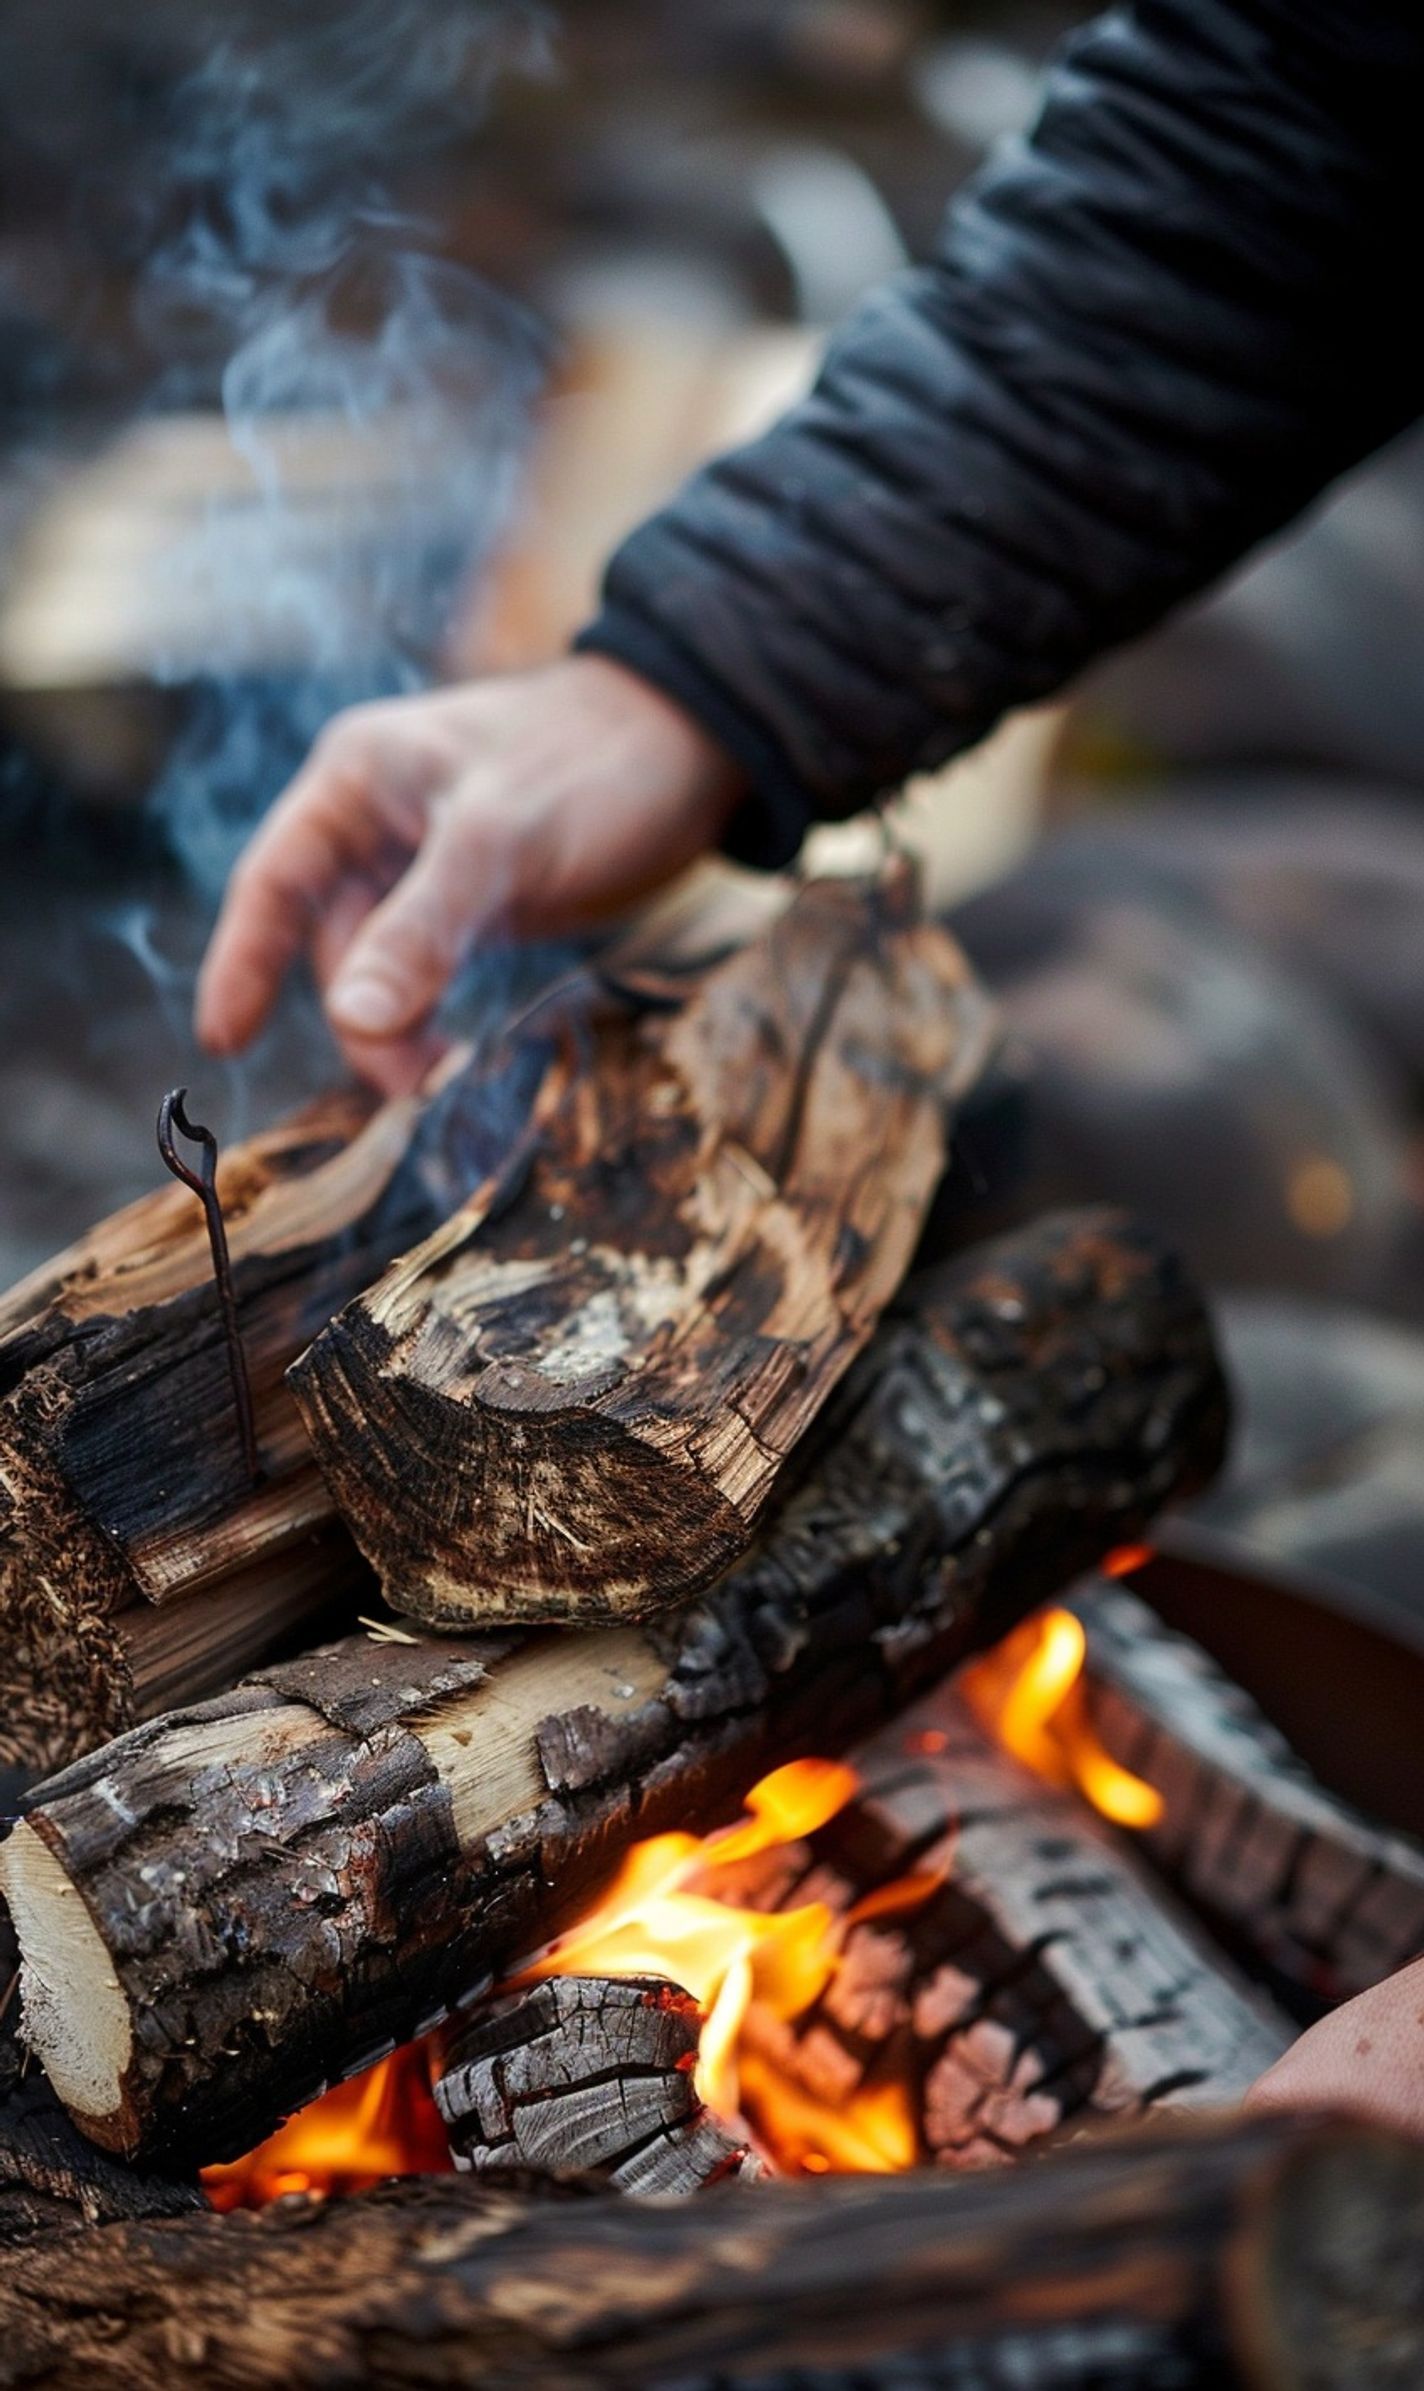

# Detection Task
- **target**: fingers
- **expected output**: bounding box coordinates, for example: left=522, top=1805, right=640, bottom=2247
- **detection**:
left=195, top=704, right=451, bottom=1056
left=325, top=789, right=516, bottom=1042
left=312, top=876, right=448, bottom=1094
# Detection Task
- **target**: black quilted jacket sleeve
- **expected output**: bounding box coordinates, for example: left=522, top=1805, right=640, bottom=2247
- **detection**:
left=576, top=0, right=1424, bottom=867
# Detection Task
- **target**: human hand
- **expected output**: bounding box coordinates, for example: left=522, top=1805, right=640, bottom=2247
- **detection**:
left=1246, top=1955, right=1424, bottom=2140
left=196, top=654, right=746, bottom=1092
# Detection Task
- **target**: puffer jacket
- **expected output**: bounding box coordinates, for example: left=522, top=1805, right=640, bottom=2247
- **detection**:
left=577, top=0, right=1424, bottom=869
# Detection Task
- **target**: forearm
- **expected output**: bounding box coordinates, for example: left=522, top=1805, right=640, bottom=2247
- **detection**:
left=579, top=0, right=1424, bottom=865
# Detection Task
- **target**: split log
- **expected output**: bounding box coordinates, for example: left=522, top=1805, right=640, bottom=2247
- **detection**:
left=292, top=867, right=993, bottom=1628
left=0, top=1051, right=546, bottom=1773
left=1071, top=1580, right=1424, bottom=2010
left=436, top=1977, right=766, bottom=2192
left=1, top=2115, right=1421, bottom=2389
left=706, top=1683, right=1286, bottom=2172
left=0, top=1209, right=1228, bottom=2164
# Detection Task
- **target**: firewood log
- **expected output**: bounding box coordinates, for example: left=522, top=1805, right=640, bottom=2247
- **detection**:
left=435, top=1977, right=766, bottom=2192
left=702, top=1681, right=1286, bottom=2172
left=0, top=2115, right=1420, bottom=2389
left=0, top=1210, right=1227, bottom=2166
left=292, top=867, right=993, bottom=1629
left=0, top=1054, right=545, bottom=1774
left=1, top=1801, right=201, bottom=2246
left=1071, top=1581, right=1424, bottom=2010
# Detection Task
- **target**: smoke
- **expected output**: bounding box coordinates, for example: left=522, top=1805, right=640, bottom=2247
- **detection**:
left=132, top=0, right=553, bottom=908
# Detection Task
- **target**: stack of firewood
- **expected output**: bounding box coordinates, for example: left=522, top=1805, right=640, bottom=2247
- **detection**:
left=1, top=863, right=1422, bottom=2388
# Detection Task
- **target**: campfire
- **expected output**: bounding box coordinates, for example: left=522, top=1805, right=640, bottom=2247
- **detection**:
left=2, top=869, right=1423, bottom=2386
left=202, top=1605, right=1168, bottom=2207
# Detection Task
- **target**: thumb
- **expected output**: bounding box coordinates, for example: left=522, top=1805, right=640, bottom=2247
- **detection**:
left=326, top=805, right=509, bottom=1039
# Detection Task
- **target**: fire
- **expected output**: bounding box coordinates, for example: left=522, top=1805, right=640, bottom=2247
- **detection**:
left=201, top=1613, right=1157, bottom=2207
left=961, top=1605, right=1164, bottom=1829
left=525, top=1755, right=929, bottom=2172
left=201, top=2041, right=451, bottom=2211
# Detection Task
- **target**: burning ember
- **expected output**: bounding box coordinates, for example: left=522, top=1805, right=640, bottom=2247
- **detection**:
left=202, top=1604, right=1160, bottom=2205
left=961, top=1605, right=1164, bottom=1828
left=522, top=1755, right=938, bottom=2175
left=201, top=2042, right=451, bottom=2211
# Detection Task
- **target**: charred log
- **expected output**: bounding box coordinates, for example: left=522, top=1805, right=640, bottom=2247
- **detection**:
left=436, top=1977, right=766, bottom=2192
left=1071, top=1580, right=1424, bottom=2011
left=0, top=1054, right=547, bottom=1775
left=709, top=1683, right=1286, bottom=2171
left=0, top=1209, right=1228, bottom=2166
left=293, top=868, right=993, bottom=1629
left=0, top=2115, right=1420, bottom=2389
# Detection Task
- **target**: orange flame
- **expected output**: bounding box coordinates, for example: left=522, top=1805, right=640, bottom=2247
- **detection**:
left=961, top=1605, right=1164, bottom=1829
left=526, top=1756, right=930, bottom=2172
left=201, top=2041, right=451, bottom=2211
left=210, top=1651, right=1156, bottom=2207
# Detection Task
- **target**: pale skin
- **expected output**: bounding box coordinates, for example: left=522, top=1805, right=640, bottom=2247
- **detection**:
left=196, top=653, right=746, bottom=1095
left=197, top=654, right=1424, bottom=2138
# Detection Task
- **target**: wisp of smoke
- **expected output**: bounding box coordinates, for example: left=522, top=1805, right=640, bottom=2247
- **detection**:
left=136, top=0, right=552, bottom=912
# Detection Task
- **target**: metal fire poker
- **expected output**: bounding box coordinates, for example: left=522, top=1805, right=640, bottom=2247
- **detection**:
left=157, top=1087, right=260, bottom=1487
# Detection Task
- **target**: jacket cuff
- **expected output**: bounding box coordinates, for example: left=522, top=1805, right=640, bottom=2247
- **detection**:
left=574, top=608, right=815, bottom=872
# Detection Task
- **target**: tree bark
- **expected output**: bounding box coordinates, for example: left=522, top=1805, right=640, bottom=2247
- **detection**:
left=293, top=868, right=993, bottom=1630
left=0, top=1053, right=546, bottom=1774
left=701, top=1682, right=1286, bottom=2173
left=1, top=1209, right=1228, bottom=2166
left=0, top=2115, right=1420, bottom=2389
left=436, top=1977, right=766, bottom=2192
left=1071, top=1581, right=1424, bottom=2012
left=2, top=1809, right=201, bottom=2247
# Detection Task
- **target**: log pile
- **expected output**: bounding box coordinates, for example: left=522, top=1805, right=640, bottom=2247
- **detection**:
left=0, top=868, right=989, bottom=1770
left=0, top=1209, right=1227, bottom=2165
left=1073, top=1581, right=1424, bottom=2009
left=0, top=2114, right=1420, bottom=2389
left=9, top=857, right=1419, bottom=2383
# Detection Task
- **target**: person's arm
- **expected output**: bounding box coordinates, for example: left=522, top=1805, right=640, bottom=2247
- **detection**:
left=199, top=0, right=1424, bottom=1084
left=580, top=0, right=1424, bottom=868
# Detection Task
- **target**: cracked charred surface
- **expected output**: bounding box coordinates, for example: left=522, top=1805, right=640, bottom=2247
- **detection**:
left=1071, top=1581, right=1424, bottom=2012
left=1, top=2116, right=1422, bottom=2390
left=436, top=1976, right=766, bottom=2192
left=714, top=1684, right=1285, bottom=2173
left=292, top=868, right=994, bottom=1629
left=1, top=1210, right=1228, bottom=2167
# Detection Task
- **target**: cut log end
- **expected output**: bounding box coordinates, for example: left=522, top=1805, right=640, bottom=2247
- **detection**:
left=0, top=1822, right=131, bottom=2149
left=436, top=1976, right=767, bottom=2193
